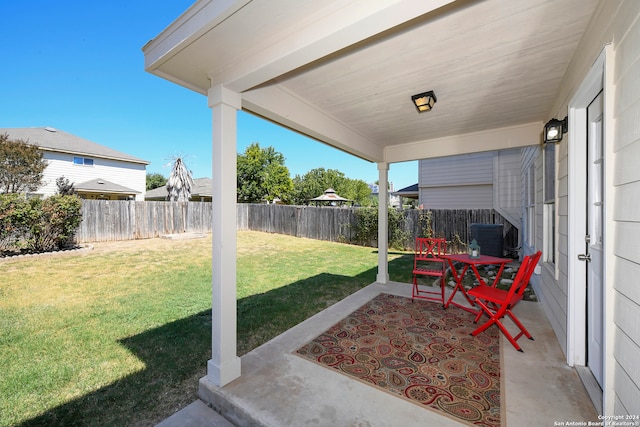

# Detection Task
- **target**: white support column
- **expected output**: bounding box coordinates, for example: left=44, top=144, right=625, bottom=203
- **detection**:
left=207, top=85, right=242, bottom=386
left=377, top=162, right=389, bottom=284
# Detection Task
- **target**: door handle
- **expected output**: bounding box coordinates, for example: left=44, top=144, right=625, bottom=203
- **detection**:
left=578, top=253, right=591, bottom=262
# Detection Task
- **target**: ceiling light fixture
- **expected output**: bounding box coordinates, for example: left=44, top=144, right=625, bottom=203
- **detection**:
left=411, top=90, right=437, bottom=113
left=543, top=116, right=568, bottom=144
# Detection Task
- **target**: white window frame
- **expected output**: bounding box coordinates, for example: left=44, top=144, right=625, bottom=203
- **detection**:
left=543, top=142, right=556, bottom=265
left=524, top=164, right=535, bottom=247
left=73, top=156, right=94, bottom=166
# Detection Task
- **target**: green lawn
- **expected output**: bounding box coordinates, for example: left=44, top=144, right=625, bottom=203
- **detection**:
left=0, top=231, right=413, bottom=427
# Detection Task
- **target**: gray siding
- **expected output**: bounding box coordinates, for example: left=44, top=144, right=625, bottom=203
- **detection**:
left=494, top=149, right=522, bottom=228
left=528, top=0, right=640, bottom=415
left=611, top=0, right=640, bottom=414
left=419, top=185, right=493, bottom=209
left=420, top=152, right=492, bottom=186
left=523, top=145, right=569, bottom=355
left=418, top=150, right=520, bottom=211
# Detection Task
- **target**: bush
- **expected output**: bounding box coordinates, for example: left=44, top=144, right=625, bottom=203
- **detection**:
left=0, top=194, right=82, bottom=254
left=352, top=207, right=410, bottom=250
left=353, top=207, right=378, bottom=247
left=0, top=193, right=34, bottom=251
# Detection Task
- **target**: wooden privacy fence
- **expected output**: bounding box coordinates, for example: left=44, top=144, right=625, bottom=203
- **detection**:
left=76, top=200, right=212, bottom=243
left=402, top=209, right=518, bottom=251
left=236, top=204, right=358, bottom=242
left=237, top=205, right=517, bottom=251
left=77, top=201, right=517, bottom=251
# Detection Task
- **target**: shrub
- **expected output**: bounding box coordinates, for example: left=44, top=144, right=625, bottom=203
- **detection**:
left=0, top=193, right=34, bottom=251
left=388, top=208, right=410, bottom=250
left=0, top=194, right=82, bottom=254
left=31, top=195, right=83, bottom=251
left=352, top=207, right=411, bottom=250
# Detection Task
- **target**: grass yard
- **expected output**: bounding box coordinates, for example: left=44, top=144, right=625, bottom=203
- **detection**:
left=0, top=231, right=413, bottom=427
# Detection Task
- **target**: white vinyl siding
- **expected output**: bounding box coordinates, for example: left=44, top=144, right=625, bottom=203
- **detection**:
left=38, top=151, right=146, bottom=200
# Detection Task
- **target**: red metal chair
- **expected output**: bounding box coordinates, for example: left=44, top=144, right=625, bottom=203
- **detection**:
left=467, top=251, right=542, bottom=352
left=412, top=237, right=447, bottom=305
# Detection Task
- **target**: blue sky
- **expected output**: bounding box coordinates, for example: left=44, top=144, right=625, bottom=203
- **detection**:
left=0, top=1, right=417, bottom=191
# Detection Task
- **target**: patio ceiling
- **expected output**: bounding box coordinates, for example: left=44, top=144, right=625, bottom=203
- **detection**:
left=143, top=0, right=599, bottom=163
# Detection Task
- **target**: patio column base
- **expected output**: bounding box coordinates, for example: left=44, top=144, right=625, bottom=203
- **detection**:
left=206, top=357, right=241, bottom=387
left=376, top=272, right=389, bottom=283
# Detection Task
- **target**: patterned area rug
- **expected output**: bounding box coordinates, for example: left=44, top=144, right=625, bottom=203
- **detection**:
left=295, top=293, right=503, bottom=427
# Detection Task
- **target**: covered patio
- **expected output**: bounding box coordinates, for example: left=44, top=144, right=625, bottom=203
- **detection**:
left=143, top=0, right=611, bottom=424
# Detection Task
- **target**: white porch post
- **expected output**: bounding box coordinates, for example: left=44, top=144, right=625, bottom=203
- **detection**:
left=207, top=85, right=242, bottom=386
left=377, top=162, right=389, bottom=283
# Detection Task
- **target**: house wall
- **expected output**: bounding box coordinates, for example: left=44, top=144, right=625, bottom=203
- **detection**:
left=493, top=149, right=522, bottom=228
left=521, top=144, right=571, bottom=352
left=418, top=150, right=521, bottom=222
left=419, top=152, right=493, bottom=209
left=39, top=151, right=147, bottom=200
left=529, top=0, right=640, bottom=416
left=609, top=1, right=640, bottom=416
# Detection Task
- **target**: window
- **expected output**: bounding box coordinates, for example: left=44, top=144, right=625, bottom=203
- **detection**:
left=73, top=156, right=94, bottom=166
left=524, top=164, right=535, bottom=246
left=543, top=143, right=556, bottom=264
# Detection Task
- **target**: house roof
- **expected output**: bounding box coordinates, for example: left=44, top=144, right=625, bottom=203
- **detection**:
left=392, top=183, right=419, bottom=199
left=145, top=177, right=213, bottom=200
left=75, top=178, right=139, bottom=195
left=0, top=127, right=149, bottom=165
left=143, top=0, right=600, bottom=164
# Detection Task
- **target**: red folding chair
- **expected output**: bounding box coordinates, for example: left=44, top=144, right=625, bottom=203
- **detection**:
left=412, top=237, right=447, bottom=305
left=467, top=251, right=542, bottom=352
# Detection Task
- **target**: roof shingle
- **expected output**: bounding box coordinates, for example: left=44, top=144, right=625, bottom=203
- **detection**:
left=0, top=127, right=149, bottom=164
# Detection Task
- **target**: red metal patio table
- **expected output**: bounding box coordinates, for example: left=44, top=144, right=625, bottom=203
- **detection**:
left=440, top=253, right=512, bottom=314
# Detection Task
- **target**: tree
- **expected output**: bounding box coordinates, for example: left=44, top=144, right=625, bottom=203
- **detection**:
left=237, top=142, right=293, bottom=203
left=55, top=176, right=75, bottom=195
left=292, top=168, right=371, bottom=206
left=0, top=133, right=47, bottom=194
left=166, top=157, right=194, bottom=201
left=146, top=172, right=167, bottom=190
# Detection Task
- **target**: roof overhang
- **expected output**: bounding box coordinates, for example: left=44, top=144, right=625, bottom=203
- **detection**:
left=75, top=178, right=139, bottom=195
left=143, top=0, right=600, bottom=163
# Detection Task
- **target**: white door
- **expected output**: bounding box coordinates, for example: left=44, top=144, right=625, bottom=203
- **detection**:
left=584, top=91, right=604, bottom=388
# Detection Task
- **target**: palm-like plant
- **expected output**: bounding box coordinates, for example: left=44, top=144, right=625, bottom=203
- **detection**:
left=166, top=157, right=194, bottom=202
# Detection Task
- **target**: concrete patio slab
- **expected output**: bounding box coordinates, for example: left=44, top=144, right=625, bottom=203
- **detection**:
left=160, top=281, right=599, bottom=426
left=155, top=400, right=235, bottom=427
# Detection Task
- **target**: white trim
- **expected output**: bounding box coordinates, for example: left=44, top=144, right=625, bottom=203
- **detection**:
left=207, top=85, right=242, bottom=386
left=566, top=46, right=611, bottom=413
left=377, top=162, right=389, bottom=284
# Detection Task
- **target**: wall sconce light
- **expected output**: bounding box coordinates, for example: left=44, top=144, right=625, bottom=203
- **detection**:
left=411, top=90, right=437, bottom=113
left=544, top=116, right=568, bottom=144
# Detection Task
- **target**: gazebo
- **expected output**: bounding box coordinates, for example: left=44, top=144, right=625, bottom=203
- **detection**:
left=309, top=188, right=351, bottom=207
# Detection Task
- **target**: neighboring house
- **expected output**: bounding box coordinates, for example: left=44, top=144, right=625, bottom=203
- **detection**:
left=144, top=0, right=640, bottom=418
left=145, top=177, right=213, bottom=201
left=0, top=127, right=148, bottom=200
left=368, top=182, right=400, bottom=208
left=417, top=148, right=522, bottom=229
left=392, top=183, right=418, bottom=201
